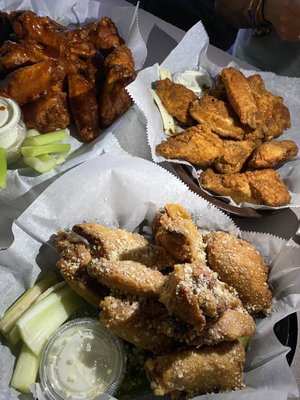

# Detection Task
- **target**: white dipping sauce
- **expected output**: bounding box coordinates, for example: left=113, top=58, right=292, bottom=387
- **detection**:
left=173, top=69, right=213, bottom=97
left=40, top=318, right=125, bottom=400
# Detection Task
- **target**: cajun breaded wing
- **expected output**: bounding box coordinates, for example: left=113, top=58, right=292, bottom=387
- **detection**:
left=221, top=67, right=261, bottom=129
left=200, top=168, right=291, bottom=206
left=152, top=203, right=206, bottom=264
left=156, top=124, right=223, bottom=166
left=213, top=139, right=258, bottom=174
left=248, top=140, right=298, bottom=169
left=100, top=296, right=176, bottom=354
left=68, top=72, right=99, bottom=142
left=204, top=231, right=272, bottom=313
left=87, top=259, right=166, bottom=298
left=159, top=262, right=241, bottom=333
left=189, top=94, right=247, bottom=140
left=55, top=231, right=108, bottom=308
left=0, top=58, right=69, bottom=105
left=98, top=45, right=136, bottom=127
left=156, top=78, right=197, bottom=126
left=22, top=85, right=70, bottom=133
left=145, top=341, right=245, bottom=397
left=188, top=307, right=256, bottom=347
left=72, top=222, right=173, bottom=270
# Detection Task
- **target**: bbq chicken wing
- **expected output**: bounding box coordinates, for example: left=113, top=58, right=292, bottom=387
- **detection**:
left=88, top=16, right=125, bottom=55
left=204, top=231, right=272, bottom=314
left=200, top=168, right=291, bottom=206
left=68, top=72, right=99, bottom=142
left=156, top=78, right=197, bottom=126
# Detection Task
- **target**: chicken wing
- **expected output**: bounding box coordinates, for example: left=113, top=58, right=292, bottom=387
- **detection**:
left=248, top=140, right=298, bottom=169
left=22, top=85, right=70, bottom=133
left=156, top=124, right=223, bottom=166
left=88, top=16, right=125, bottom=55
left=189, top=94, right=247, bottom=140
left=152, top=203, right=206, bottom=264
left=200, top=168, right=291, bottom=206
left=55, top=231, right=108, bottom=308
left=87, top=259, right=166, bottom=298
left=159, top=262, right=241, bottom=333
left=98, top=45, right=136, bottom=127
left=68, top=72, right=99, bottom=142
left=145, top=341, right=245, bottom=397
left=0, top=58, right=69, bottom=105
left=204, top=231, right=272, bottom=313
left=213, top=139, right=258, bottom=174
left=72, top=222, right=174, bottom=270
left=156, top=78, right=197, bottom=126
left=100, top=295, right=176, bottom=354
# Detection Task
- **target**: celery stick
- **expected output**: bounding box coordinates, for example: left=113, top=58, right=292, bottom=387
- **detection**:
left=0, top=271, right=57, bottom=335
left=35, top=281, right=66, bottom=303
left=150, top=89, right=175, bottom=135
left=22, top=129, right=68, bottom=147
left=0, top=147, right=7, bottom=188
left=238, top=335, right=251, bottom=349
left=23, top=154, right=59, bottom=173
left=10, top=344, right=39, bottom=393
left=159, top=67, right=172, bottom=80
left=25, top=129, right=41, bottom=138
left=16, top=285, right=85, bottom=355
left=4, top=325, right=21, bottom=346
left=21, top=143, right=71, bottom=158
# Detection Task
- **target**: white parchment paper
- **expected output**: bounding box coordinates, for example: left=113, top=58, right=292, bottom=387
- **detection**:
left=126, top=21, right=300, bottom=211
left=0, top=153, right=299, bottom=399
left=0, top=0, right=147, bottom=203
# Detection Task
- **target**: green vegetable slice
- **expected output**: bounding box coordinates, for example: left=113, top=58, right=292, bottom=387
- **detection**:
left=0, top=147, right=7, bottom=188
left=16, top=285, right=85, bottom=356
left=0, top=271, right=57, bottom=335
left=22, top=129, right=68, bottom=147
left=10, top=344, right=39, bottom=393
left=23, top=153, right=67, bottom=173
left=159, top=67, right=172, bottom=80
left=150, top=89, right=175, bottom=136
left=21, top=143, right=71, bottom=158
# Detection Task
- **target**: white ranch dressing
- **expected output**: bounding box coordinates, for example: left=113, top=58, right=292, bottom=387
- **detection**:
left=173, top=69, right=213, bottom=97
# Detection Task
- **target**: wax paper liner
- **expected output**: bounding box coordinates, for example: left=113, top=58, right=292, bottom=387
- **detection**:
left=126, top=20, right=300, bottom=210
left=0, top=0, right=147, bottom=202
left=0, top=153, right=299, bottom=399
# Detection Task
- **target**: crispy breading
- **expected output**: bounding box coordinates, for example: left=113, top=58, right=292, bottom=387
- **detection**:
left=55, top=231, right=107, bottom=308
left=159, top=262, right=241, bottom=333
left=100, top=296, right=176, bottom=354
left=200, top=168, right=291, bottom=206
left=153, top=203, right=206, bottom=264
left=87, top=259, right=166, bottom=298
left=73, top=222, right=174, bottom=270
left=188, top=307, right=256, bottom=346
left=145, top=341, right=246, bottom=397
left=204, top=231, right=272, bottom=313
left=248, top=140, right=298, bottom=169
left=156, top=77, right=197, bottom=125
left=221, top=67, right=261, bottom=128
left=156, top=124, right=223, bottom=166
left=213, top=139, right=259, bottom=174
left=189, top=94, right=247, bottom=140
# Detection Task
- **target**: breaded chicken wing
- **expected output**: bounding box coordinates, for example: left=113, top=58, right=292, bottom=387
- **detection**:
left=213, top=139, right=258, bottom=174
left=145, top=341, right=245, bottom=397
left=189, top=94, right=247, bottom=140
left=153, top=203, right=206, bottom=263
left=200, top=168, right=291, bottom=206
left=73, top=222, right=174, bottom=270
left=68, top=72, right=99, bottom=142
left=156, top=78, right=197, bottom=126
left=55, top=231, right=108, bottom=308
left=87, top=259, right=166, bottom=298
left=156, top=124, right=223, bottom=166
left=100, top=296, right=176, bottom=354
left=248, top=140, right=298, bottom=169
left=159, top=262, right=241, bottom=333
left=204, top=231, right=272, bottom=313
